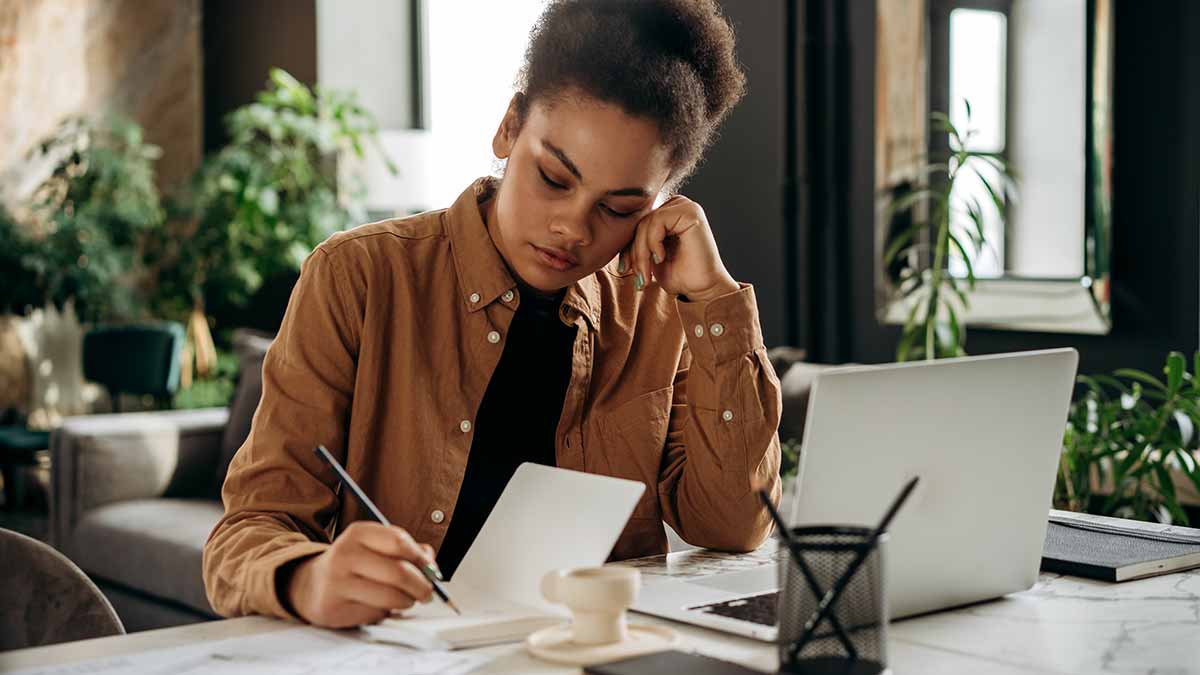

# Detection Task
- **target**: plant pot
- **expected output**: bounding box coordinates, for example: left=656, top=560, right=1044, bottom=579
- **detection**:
left=15, top=302, right=101, bottom=428
left=0, top=314, right=31, bottom=416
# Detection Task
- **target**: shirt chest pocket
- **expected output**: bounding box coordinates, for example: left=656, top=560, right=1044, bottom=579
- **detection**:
left=598, top=386, right=673, bottom=519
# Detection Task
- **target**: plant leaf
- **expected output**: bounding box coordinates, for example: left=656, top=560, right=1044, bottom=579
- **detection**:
left=1115, top=369, right=1169, bottom=393
left=947, top=231, right=977, bottom=287
left=896, top=299, right=924, bottom=362
left=930, top=112, right=963, bottom=149
left=947, top=274, right=970, bottom=308
left=975, top=167, right=1007, bottom=217
left=965, top=197, right=988, bottom=251
left=883, top=230, right=915, bottom=267
left=884, top=188, right=945, bottom=219
left=944, top=299, right=964, bottom=356
left=1167, top=351, right=1186, bottom=396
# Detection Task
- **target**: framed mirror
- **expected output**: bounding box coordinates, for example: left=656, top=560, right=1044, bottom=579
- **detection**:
left=875, top=0, right=1114, bottom=335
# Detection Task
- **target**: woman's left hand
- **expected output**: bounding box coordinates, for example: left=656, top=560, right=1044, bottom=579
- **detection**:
left=621, top=194, right=740, bottom=302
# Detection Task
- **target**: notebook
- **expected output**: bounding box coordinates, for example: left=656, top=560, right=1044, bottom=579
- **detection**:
left=360, top=463, right=645, bottom=650
left=1041, top=509, right=1200, bottom=582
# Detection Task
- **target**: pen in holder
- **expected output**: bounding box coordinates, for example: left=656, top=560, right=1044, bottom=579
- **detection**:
left=776, top=526, right=888, bottom=674
left=759, top=476, right=917, bottom=675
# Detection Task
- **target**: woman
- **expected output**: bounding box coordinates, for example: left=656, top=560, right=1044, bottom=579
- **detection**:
left=203, top=0, right=781, bottom=629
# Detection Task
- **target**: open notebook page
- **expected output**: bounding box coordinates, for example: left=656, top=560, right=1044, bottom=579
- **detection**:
left=360, top=580, right=565, bottom=650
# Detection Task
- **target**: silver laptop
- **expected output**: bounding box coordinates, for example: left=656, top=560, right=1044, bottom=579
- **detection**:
left=631, top=349, right=1079, bottom=641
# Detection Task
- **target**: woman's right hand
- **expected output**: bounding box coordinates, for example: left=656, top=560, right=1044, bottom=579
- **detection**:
left=283, top=521, right=438, bottom=628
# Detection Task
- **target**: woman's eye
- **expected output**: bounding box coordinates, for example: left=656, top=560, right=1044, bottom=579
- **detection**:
left=538, top=168, right=566, bottom=190
left=603, top=205, right=636, bottom=218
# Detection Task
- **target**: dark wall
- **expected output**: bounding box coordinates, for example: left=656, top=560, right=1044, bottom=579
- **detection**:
left=202, top=0, right=318, bottom=152
left=200, top=1, right=318, bottom=335
left=830, top=0, right=1200, bottom=375
left=683, top=2, right=795, bottom=348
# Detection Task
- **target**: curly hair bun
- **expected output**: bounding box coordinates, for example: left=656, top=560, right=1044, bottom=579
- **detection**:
left=517, top=0, right=747, bottom=186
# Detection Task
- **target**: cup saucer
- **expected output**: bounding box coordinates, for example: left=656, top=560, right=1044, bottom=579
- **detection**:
left=526, top=622, right=680, bottom=666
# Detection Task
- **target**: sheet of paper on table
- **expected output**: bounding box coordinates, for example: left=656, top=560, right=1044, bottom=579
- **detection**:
left=8, top=625, right=489, bottom=675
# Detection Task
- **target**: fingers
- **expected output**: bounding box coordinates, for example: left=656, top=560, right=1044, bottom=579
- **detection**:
left=317, top=600, right=390, bottom=629
left=625, top=195, right=704, bottom=293
left=340, top=573, right=423, bottom=613
left=338, top=522, right=437, bottom=604
left=420, top=544, right=443, bottom=580
left=348, top=522, right=435, bottom=567
left=350, top=547, right=434, bottom=604
left=631, top=212, right=672, bottom=292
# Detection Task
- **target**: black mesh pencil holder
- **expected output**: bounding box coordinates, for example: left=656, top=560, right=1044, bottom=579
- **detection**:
left=777, top=526, right=889, bottom=675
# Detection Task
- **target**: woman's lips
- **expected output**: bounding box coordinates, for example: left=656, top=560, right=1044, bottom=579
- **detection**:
left=532, top=245, right=578, bottom=272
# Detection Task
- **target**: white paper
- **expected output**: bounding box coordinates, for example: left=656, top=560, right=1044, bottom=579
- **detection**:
left=361, top=580, right=562, bottom=650
left=453, top=463, right=645, bottom=612
left=9, top=626, right=488, bottom=675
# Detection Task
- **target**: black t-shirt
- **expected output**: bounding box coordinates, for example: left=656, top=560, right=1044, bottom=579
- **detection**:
left=435, top=282, right=576, bottom=577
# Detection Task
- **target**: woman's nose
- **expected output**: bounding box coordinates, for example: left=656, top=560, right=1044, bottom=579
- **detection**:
left=549, top=208, right=593, bottom=247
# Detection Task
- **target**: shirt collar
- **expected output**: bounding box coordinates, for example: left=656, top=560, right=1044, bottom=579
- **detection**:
left=446, top=177, right=601, bottom=328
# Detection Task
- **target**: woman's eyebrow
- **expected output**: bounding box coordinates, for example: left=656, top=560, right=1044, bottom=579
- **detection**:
left=542, top=140, right=651, bottom=198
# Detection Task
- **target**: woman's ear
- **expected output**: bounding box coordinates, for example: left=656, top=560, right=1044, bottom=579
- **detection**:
left=492, top=93, right=525, bottom=160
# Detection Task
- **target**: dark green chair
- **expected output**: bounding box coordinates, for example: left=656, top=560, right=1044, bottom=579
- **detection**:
left=1, top=322, right=185, bottom=510
left=0, top=427, right=49, bottom=510
left=82, top=322, right=185, bottom=413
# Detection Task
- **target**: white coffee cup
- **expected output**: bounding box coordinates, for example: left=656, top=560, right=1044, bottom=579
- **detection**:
left=540, top=567, right=641, bottom=645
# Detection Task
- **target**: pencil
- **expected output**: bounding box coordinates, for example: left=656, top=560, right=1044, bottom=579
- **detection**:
left=313, top=445, right=461, bottom=615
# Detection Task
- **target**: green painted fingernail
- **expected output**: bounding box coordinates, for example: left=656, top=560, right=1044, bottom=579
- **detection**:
left=635, top=273, right=645, bottom=291
left=653, top=253, right=662, bottom=265
left=618, top=257, right=626, bottom=273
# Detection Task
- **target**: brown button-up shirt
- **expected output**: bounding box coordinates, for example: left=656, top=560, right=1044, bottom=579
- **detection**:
left=202, top=177, right=782, bottom=621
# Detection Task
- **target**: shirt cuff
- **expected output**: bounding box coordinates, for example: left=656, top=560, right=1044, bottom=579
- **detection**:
left=675, top=283, right=766, bottom=364
left=251, top=540, right=331, bottom=622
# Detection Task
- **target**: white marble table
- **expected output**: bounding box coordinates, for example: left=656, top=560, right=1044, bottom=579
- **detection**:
left=3, top=542, right=1198, bottom=674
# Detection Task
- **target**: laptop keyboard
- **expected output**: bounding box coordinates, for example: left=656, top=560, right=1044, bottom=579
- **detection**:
left=687, top=590, right=779, bottom=626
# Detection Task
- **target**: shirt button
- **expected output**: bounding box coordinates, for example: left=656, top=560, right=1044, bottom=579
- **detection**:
left=502, top=290, right=515, bottom=302
left=694, top=324, right=705, bottom=338
left=487, top=331, right=501, bottom=344
left=469, top=292, right=481, bottom=304
left=430, top=510, right=445, bottom=524
left=722, top=409, right=734, bottom=422
left=459, top=419, right=472, bottom=433
left=711, top=323, right=726, bottom=337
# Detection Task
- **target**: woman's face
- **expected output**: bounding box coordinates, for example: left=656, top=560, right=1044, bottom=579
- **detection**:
left=487, top=91, right=673, bottom=293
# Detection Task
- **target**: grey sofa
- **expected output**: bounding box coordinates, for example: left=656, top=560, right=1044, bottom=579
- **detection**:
left=48, top=348, right=827, bottom=632
left=49, top=408, right=229, bottom=631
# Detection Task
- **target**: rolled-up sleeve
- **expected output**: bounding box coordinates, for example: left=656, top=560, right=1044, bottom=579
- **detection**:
left=202, top=246, right=361, bottom=621
left=657, top=283, right=782, bottom=551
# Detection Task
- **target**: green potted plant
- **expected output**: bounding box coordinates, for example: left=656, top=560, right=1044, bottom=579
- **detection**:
left=879, top=103, right=1018, bottom=361
left=13, top=115, right=164, bottom=323
left=0, top=206, right=43, bottom=317
left=145, top=68, right=392, bottom=383
left=0, top=115, right=164, bottom=422
left=1058, top=352, right=1200, bottom=525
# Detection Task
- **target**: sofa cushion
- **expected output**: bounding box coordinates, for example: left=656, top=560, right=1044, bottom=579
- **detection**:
left=767, top=346, right=821, bottom=444
left=214, top=330, right=273, bottom=496
left=68, top=498, right=225, bottom=616
left=777, top=363, right=830, bottom=444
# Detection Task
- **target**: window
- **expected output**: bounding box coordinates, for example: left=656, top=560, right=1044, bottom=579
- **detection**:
left=947, top=7, right=1008, bottom=279
left=424, top=1, right=548, bottom=207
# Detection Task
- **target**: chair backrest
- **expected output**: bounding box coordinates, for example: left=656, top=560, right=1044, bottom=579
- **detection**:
left=0, top=527, right=124, bottom=650
left=82, top=322, right=184, bottom=400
